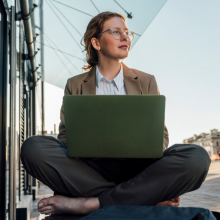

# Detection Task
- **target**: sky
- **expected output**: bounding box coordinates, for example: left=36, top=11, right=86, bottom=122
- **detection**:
left=40, top=0, right=220, bottom=147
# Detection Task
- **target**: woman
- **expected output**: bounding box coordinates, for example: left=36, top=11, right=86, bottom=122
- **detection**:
left=20, top=11, right=211, bottom=216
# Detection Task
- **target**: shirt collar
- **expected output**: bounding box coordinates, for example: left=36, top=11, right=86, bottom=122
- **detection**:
left=96, top=63, right=124, bottom=91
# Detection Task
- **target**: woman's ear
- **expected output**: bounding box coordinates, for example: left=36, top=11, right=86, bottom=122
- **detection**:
left=91, top=37, right=100, bottom=51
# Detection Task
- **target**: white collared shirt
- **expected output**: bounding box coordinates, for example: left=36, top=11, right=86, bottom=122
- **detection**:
left=95, top=63, right=127, bottom=95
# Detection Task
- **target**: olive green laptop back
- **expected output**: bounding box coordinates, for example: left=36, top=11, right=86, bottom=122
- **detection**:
left=63, top=95, right=165, bottom=158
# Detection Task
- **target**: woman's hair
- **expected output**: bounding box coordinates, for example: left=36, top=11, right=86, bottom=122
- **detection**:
left=80, top=11, right=126, bottom=72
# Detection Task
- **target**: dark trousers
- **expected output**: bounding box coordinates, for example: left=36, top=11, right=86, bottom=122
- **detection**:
left=20, top=135, right=211, bottom=208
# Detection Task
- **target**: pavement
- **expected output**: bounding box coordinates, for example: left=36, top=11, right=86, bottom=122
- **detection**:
left=30, top=160, right=220, bottom=220
left=179, top=160, right=220, bottom=212
left=30, top=184, right=53, bottom=220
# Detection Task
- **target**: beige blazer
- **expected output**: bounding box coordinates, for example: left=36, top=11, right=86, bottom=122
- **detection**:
left=57, top=61, right=169, bottom=151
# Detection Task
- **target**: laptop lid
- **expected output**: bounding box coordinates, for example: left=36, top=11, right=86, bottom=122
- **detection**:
left=63, top=95, right=165, bottom=158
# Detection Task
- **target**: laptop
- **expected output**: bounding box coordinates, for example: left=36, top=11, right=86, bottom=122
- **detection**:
left=63, top=95, right=165, bottom=159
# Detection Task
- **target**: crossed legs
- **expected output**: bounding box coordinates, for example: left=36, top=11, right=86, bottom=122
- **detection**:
left=20, top=135, right=211, bottom=215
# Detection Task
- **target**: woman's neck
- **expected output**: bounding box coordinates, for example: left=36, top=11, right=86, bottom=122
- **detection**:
left=97, top=59, right=122, bottom=80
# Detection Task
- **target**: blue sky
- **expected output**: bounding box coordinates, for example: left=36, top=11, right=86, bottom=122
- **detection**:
left=42, top=0, right=220, bottom=147
left=124, top=0, right=220, bottom=145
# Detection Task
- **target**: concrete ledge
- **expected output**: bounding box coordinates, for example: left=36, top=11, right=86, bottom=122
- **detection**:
left=16, top=195, right=32, bottom=220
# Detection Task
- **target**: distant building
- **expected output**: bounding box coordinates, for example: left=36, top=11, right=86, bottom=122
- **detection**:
left=183, top=129, right=220, bottom=156
left=44, top=130, right=58, bottom=138
left=44, top=124, right=58, bottom=138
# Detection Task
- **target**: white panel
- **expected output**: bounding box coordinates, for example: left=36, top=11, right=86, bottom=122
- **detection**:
left=34, top=0, right=167, bottom=89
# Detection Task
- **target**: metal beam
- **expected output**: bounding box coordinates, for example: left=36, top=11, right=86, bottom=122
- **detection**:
left=19, top=0, right=37, bottom=85
left=0, top=1, right=8, bottom=219
left=39, top=0, right=45, bottom=135
left=9, top=6, right=17, bottom=220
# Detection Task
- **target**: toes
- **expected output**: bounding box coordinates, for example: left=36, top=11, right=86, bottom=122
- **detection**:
left=171, top=203, right=178, bottom=207
left=42, top=210, right=53, bottom=215
left=38, top=201, right=44, bottom=209
left=174, top=196, right=180, bottom=203
left=156, top=201, right=168, bottom=206
left=168, top=201, right=179, bottom=206
left=38, top=196, right=55, bottom=209
left=39, top=206, right=53, bottom=213
left=37, top=196, right=60, bottom=214
left=157, top=200, right=180, bottom=207
left=38, top=198, right=49, bottom=208
left=168, top=201, right=177, bottom=206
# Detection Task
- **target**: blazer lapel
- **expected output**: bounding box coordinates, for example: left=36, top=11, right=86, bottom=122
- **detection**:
left=121, top=62, right=143, bottom=95
left=81, top=61, right=143, bottom=95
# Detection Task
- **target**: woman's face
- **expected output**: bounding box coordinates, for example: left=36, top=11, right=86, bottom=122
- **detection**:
left=94, top=17, right=132, bottom=60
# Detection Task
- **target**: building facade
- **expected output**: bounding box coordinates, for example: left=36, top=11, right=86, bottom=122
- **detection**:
left=0, top=0, right=43, bottom=219
left=183, top=129, right=220, bottom=156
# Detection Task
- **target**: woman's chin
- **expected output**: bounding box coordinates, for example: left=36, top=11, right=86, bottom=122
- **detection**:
left=118, top=52, right=129, bottom=59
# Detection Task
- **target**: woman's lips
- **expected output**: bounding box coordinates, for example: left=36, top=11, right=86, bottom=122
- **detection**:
left=119, top=46, right=128, bottom=49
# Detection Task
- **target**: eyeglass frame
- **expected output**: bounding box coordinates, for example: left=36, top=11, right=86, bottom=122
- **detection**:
left=96, top=28, right=135, bottom=41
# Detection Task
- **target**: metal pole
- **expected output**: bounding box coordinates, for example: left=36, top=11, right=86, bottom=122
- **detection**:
left=33, top=84, right=36, bottom=137
left=9, top=6, right=17, bottom=220
left=0, top=2, right=8, bottom=219
left=39, top=0, right=45, bottom=135
left=29, top=0, right=36, bottom=52
left=19, top=0, right=37, bottom=84
left=29, top=0, right=36, bottom=190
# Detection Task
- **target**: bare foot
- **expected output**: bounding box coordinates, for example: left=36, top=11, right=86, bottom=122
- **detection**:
left=156, top=196, right=180, bottom=207
left=38, top=195, right=100, bottom=216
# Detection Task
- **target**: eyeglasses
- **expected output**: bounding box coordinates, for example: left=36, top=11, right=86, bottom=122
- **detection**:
left=96, top=28, right=134, bottom=41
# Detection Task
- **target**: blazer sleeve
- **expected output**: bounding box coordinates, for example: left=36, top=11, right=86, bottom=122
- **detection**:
left=57, top=78, right=71, bottom=146
left=148, top=75, right=169, bottom=151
